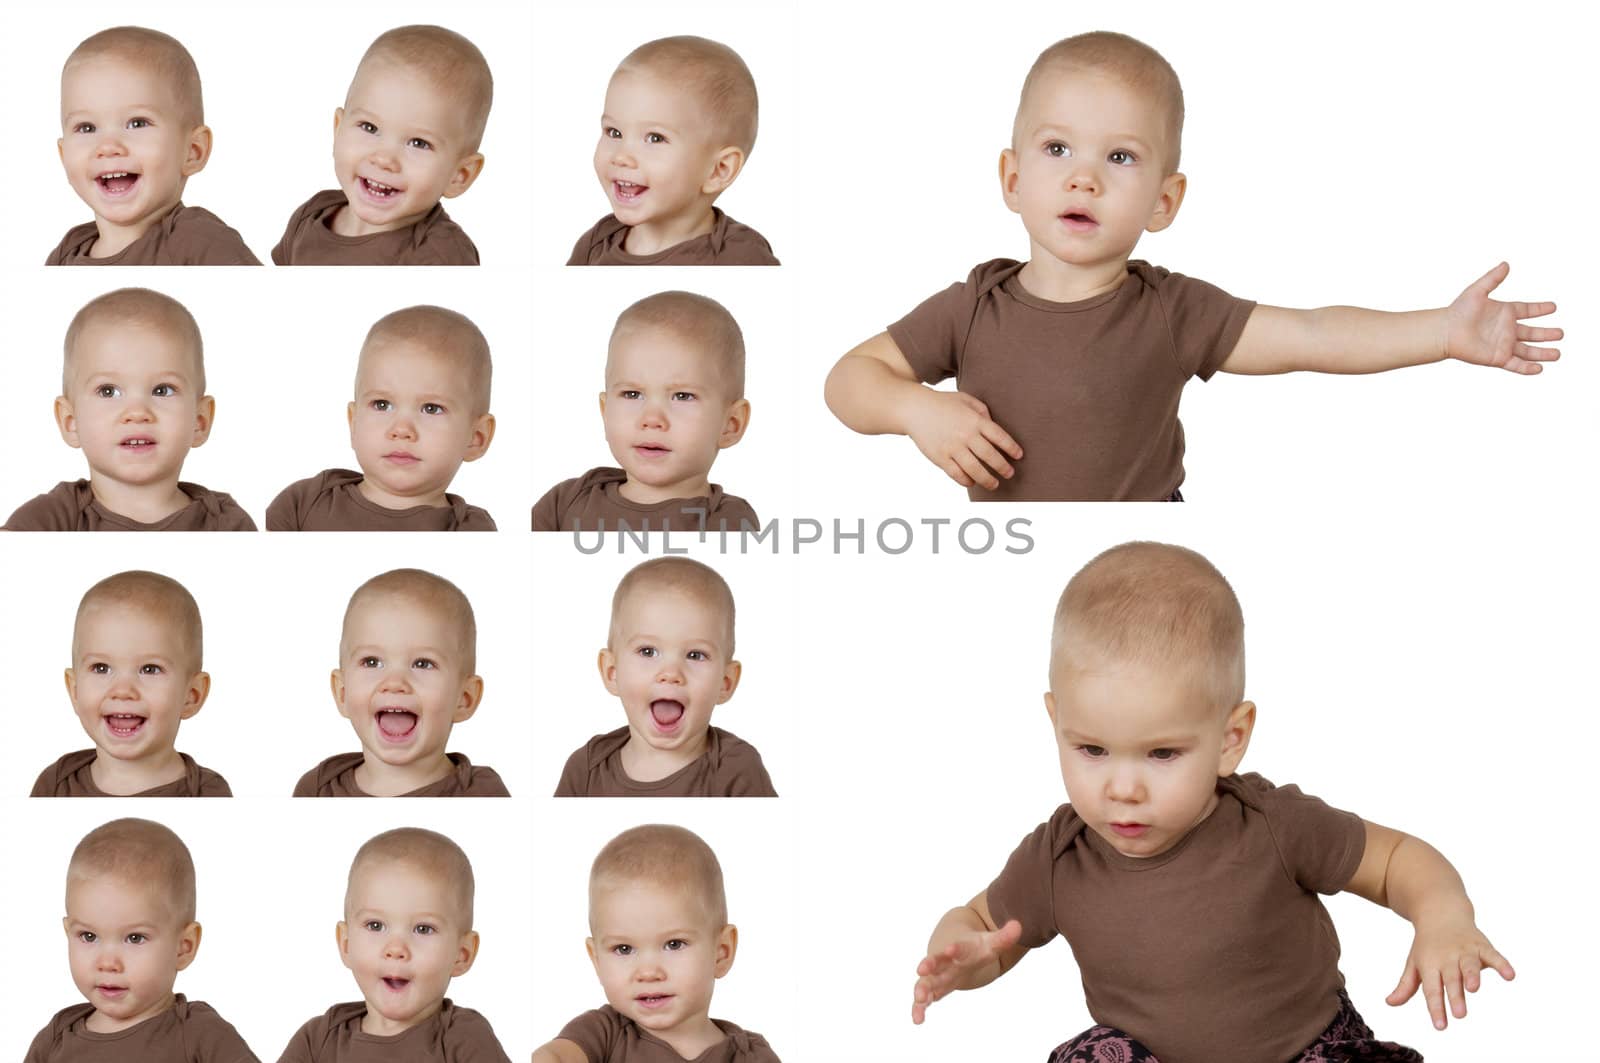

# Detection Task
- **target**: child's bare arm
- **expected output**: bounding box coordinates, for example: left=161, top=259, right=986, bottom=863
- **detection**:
left=1221, top=262, right=1560, bottom=376
left=911, top=889, right=1027, bottom=1024
left=530, top=1040, right=588, bottom=1063
left=1344, top=820, right=1514, bottom=1031
left=825, top=332, right=1023, bottom=491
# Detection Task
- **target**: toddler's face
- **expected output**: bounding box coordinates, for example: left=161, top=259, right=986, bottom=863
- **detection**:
left=58, top=56, right=206, bottom=237
left=594, top=67, right=723, bottom=234
left=56, top=321, right=212, bottom=492
left=1003, top=67, right=1182, bottom=275
left=347, top=340, right=493, bottom=510
left=333, top=593, right=478, bottom=772
left=601, top=588, right=739, bottom=756
left=339, top=859, right=477, bottom=1036
left=587, top=878, right=733, bottom=1041
left=67, top=602, right=206, bottom=769
left=601, top=325, right=746, bottom=501
left=64, top=874, right=197, bottom=1033
left=1046, top=652, right=1245, bottom=858
left=333, top=60, right=481, bottom=236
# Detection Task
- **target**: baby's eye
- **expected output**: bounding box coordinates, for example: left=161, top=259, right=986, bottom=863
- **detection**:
left=77, top=930, right=97, bottom=944
left=151, top=384, right=177, bottom=398
left=1148, top=748, right=1179, bottom=761
left=645, top=132, right=667, bottom=145
left=364, top=920, right=385, bottom=933
left=126, top=117, right=152, bottom=130
left=618, top=389, right=642, bottom=400
left=369, top=399, right=392, bottom=412
left=686, top=649, right=709, bottom=662
left=664, top=938, right=688, bottom=951
left=359, top=655, right=382, bottom=669
left=611, top=943, right=633, bottom=956
left=412, top=658, right=437, bottom=670
left=89, top=662, right=111, bottom=675
left=1108, top=150, right=1136, bottom=166
left=73, top=121, right=96, bottom=135
left=603, top=126, right=621, bottom=139
left=407, top=137, right=433, bottom=151
left=125, top=932, right=148, bottom=945
left=672, top=391, right=696, bottom=402
left=139, top=663, right=164, bottom=676
left=1044, top=141, right=1070, bottom=158
left=358, top=121, right=378, bottom=135
left=96, top=384, right=122, bottom=399
left=636, top=646, right=658, bottom=659
left=1077, top=744, right=1107, bottom=758
left=420, top=402, right=445, bottom=416
left=413, top=923, right=437, bottom=935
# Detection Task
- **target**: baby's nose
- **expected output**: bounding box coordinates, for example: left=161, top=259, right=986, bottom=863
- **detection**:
left=94, top=132, right=128, bottom=156
left=387, top=415, right=417, bottom=439
left=383, top=934, right=410, bottom=959
left=96, top=947, right=123, bottom=971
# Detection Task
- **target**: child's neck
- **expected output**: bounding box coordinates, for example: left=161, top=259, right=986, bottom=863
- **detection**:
left=90, top=204, right=177, bottom=259
left=86, top=991, right=177, bottom=1033
left=1017, top=253, right=1132, bottom=304
left=89, top=749, right=188, bottom=796
left=356, top=477, right=447, bottom=511
left=622, top=203, right=718, bottom=257
left=654, top=1013, right=726, bottom=1060
left=354, top=751, right=456, bottom=797
left=619, top=473, right=711, bottom=506
left=621, top=730, right=709, bottom=782
left=361, top=996, right=443, bottom=1036
left=89, top=475, right=191, bottom=525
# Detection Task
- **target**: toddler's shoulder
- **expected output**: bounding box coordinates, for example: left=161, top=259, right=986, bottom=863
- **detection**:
left=24, top=1002, right=96, bottom=1058
left=567, top=214, right=626, bottom=265
left=707, top=727, right=778, bottom=797
left=712, top=1017, right=781, bottom=1061
left=710, top=211, right=779, bottom=266
left=532, top=467, right=627, bottom=531
left=408, top=206, right=480, bottom=266
left=166, top=206, right=262, bottom=266
left=29, top=750, right=96, bottom=797
left=4, top=480, right=91, bottom=531
left=265, top=469, right=358, bottom=530
left=292, top=753, right=363, bottom=797
left=45, top=222, right=100, bottom=265
left=171, top=997, right=257, bottom=1058
left=438, top=1000, right=511, bottom=1057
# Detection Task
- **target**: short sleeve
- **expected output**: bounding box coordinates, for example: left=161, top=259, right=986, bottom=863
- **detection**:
left=187, top=1003, right=262, bottom=1063
left=886, top=280, right=973, bottom=385
left=723, top=744, right=778, bottom=797
left=264, top=482, right=304, bottom=531
left=532, top=484, right=563, bottom=531
left=557, top=1008, right=622, bottom=1061
left=554, top=745, right=589, bottom=797
left=443, top=1006, right=514, bottom=1063
left=1152, top=268, right=1256, bottom=381
left=984, top=806, right=1076, bottom=951
left=198, top=770, right=234, bottom=797
left=215, top=497, right=259, bottom=531
left=1241, top=774, right=1366, bottom=894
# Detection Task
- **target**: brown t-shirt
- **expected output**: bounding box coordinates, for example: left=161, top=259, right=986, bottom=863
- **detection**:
left=24, top=995, right=259, bottom=1063
left=271, top=190, right=479, bottom=266
left=46, top=204, right=262, bottom=266
left=887, top=259, right=1256, bottom=501
left=555, top=726, right=776, bottom=797
left=567, top=209, right=779, bottom=266
left=532, top=468, right=759, bottom=532
left=293, top=752, right=509, bottom=797
left=557, top=1006, right=780, bottom=1063
left=266, top=469, right=495, bottom=531
left=31, top=750, right=232, bottom=797
left=4, top=479, right=257, bottom=531
left=276, top=1000, right=510, bottom=1063
left=986, top=773, right=1366, bottom=1063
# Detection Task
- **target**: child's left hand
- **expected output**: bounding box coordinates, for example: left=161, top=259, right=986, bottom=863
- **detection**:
left=1444, top=262, right=1562, bottom=374
left=1386, top=913, right=1515, bottom=1030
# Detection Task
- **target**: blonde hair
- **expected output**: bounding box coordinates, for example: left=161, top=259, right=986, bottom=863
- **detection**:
left=1051, top=542, right=1243, bottom=712
left=76, top=570, right=203, bottom=674
left=358, top=305, right=493, bottom=416
left=618, top=36, right=759, bottom=156
left=609, top=557, right=736, bottom=656
left=1015, top=31, right=1184, bottom=171
left=347, top=827, right=475, bottom=927
left=609, top=290, right=746, bottom=401
left=64, top=26, right=204, bottom=129
left=63, top=287, right=205, bottom=394
left=342, top=568, right=477, bottom=674
left=69, top=818, right=197, bottom=925
left=590, top=824, right=727, bottom=927
left=355, top=25, right=494, bottom=152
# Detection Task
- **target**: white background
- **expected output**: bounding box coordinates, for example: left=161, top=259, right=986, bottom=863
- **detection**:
left=3, top=0, right=1596, bottom=1061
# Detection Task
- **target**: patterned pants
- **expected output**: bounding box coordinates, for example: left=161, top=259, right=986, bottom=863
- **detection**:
left=1046, top=990, right=1423, bottom=1063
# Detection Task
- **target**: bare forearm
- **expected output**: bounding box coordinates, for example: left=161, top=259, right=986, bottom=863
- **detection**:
left=926, top=905, right=1008, bottom=991
left=1383, top=834, right=1475, bottom=926
left=824, top=354, right=928, bottom=435
left=1228, top=304, right=1449, bottom=375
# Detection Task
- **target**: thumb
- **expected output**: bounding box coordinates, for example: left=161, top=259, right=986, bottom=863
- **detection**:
left=1468, top=261, right=1510, bottom=297
left=1386, top=962, right=1420, bottom=1006
left=988, top=919, right=1023, bottom=952
left=955, top=391, right=992, bottom=418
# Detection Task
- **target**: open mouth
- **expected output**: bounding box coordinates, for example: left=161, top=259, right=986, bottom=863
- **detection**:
left=103, top=714, right=147, bottom=738
left=376, top=709, right=419, bottom=741
left=382, top=976, right=411, bottom=992
left=119, top=436, right=157, bottom=451
left=649, top=699, right=685, bottom=733
left=359, top=176, right=403, bottom=201
left=1060, top=211, right=1099, bottom=231
left=613, top=180, right=648, bottom=202
left=96, top=172, right=140, bottom=196
left=635, top=993, right=673, bottom=1009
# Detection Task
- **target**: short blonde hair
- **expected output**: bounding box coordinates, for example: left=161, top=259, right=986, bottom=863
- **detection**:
left=63, top=287, right=205, bottom=394
left=590, top=824, right=727, bottom=927
left=618, top=36, right=758, bottom=156
left=76, top=570, right=203, bottom=675
left=609, top=557, right=736, bottom=656
left=342, top=568, right=477, bottom=675
left=358, top=305, right=493, bottom=417
left=1051, top=542, right=1244, bottom=712
left=64, top=26, right=204, bottom=129
left=355, top=25, right=494, bottom=152
left=1015, top=31, right=1184, bottom=171
left=68, top=818, right=197, bottom=925
left=609, top=291, right=745, bottom=401
left=347, top=827, right=475, bottom=928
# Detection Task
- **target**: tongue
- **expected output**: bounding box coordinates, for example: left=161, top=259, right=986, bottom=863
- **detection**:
left=378, top=711, right=418, bottom=737
left=650, top=700, right=685, bottom=726
left=102, top=175, right=137, bottom=195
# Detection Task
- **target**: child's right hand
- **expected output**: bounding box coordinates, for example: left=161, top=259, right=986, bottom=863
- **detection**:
left=903, top=390, right=1023, bottom=491
left=911, top=918, right=1023, bottom=1024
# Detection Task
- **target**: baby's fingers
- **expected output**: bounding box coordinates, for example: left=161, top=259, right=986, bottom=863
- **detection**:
left=1420, top=968, right=1449, bottom=1030
left=1386, top=962, right=1420, bottom=1008
left=1477, top=941, right=1516, bottom=984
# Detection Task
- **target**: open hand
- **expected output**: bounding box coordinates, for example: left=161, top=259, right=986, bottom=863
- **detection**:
left=904, top=390, right=1023, bottom=491
left=911, top=919, right=1022, bottom=1024
left=1386, top=915, right=1514, bottom=1029
left=1445, top=262, right=1561, bottom=374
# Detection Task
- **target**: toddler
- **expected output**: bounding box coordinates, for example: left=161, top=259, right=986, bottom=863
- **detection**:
left=272, top=25, right=491, bottom=265
left=5, top=288, right=256, bottom=531
left=910, top=542, right=1513, bottom=1061
left=533, top=291, right=758, bottom=532
left=267, top=305, right=496, bottom=531
left=825, top=31, right=1561, bottom=500
left=32, top=571, right=230, bottom=797
left=533, top=824, right=781, bottom=1062
left=569, top=36, right=778, bottom=266
left=277, top=828, right=511, bottom=1060
left=556, top=558, right=775, bottom=797
left=294, top=568, right=508, bottom=797
left=25, top=818, right=258, bottom=1060
left=50, top=26, right=259, bottom=265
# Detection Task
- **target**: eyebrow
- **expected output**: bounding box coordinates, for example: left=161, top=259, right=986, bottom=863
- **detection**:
left=601, top=112, right=685, bottom=136
left=348, top=642, right=453, bottom=659
left=347, top=107, right=446, bottom=144
left=1061, top=729, right=1196, bottom=746
left=1032, top=124, right=1155, bottom=152
left=352, top=907, right=451, bottom=924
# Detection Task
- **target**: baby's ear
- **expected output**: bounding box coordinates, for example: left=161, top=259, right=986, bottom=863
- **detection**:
left=331, top=669, right=351, bottom=720
left=191, top=396, right=215, bottom=448
left=718, top=660, right=742, bottom=703
left=64, top=668, right=78, bottom=703
left=999, top=149, right=1022, bottom=215
left=1145, top=171, right=1187, bottom=234
left=181, top=125, right=213, bottom=177
left=597, top=648, right=620, bottom=695
left=451, top=929, right=480, bottom=976
left=54, top=396, right=81, bottom=449
left=700, top=146, right=745, bottom=196
left=443, top=153, right=486, bottom=200
left=462, top=413, right=495, bottom=463
left=180, top=672, right=211, bottom=720
left=1217, top=700, right=1256, bottom=775
left=174, top=921, right=203, bottom=971
left=717, top=399, right=751, bottom=450
left=453, top=675, right=484, bottom=723
left=335, top=921, right=352, bottom=966
left=713, top=923, right=738, bottom=978
left=1043, top=691, right=1058, bottom=727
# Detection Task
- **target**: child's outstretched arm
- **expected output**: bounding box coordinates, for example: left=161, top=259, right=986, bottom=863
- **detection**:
left=826, top=333, right=1023, bottom=491
left=1220, top=263, right=1561, bottom=376
left=911, top=889, right=1027, bottom=1024
left=1345, top=820, right=1515, bottom=1031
